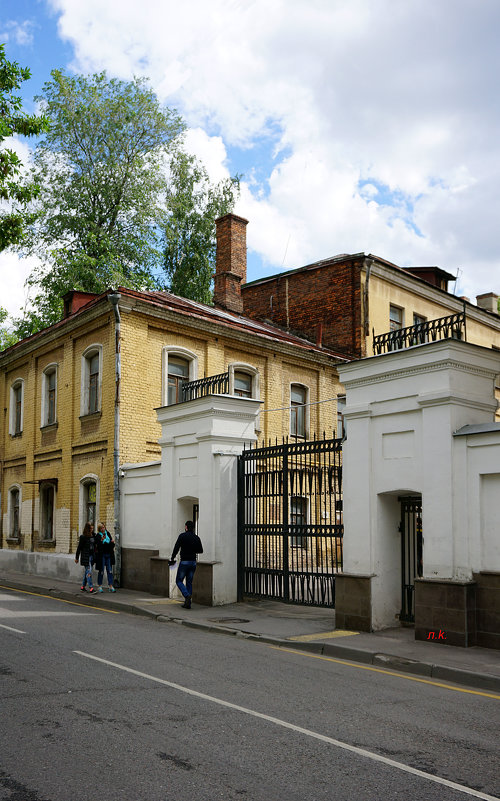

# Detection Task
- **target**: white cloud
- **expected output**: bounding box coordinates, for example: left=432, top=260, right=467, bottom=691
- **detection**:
left=0, top=20, right=35, bottom=46
left=36, top=0, right=500, bottom=300
left=0, top=136, right=33, bottom=173
left=182, top=128, right=231, bottom=184
left=0, top=252, right=39, bottom=323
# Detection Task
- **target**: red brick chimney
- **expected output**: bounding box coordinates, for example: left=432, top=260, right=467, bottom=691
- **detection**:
left=62, top=290, right=99, bottom=318
left=214, top=213, right=248, bottom=313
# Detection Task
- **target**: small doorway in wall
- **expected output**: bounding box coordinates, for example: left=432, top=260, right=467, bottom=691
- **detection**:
left=398, top=495, right=423, bottom=624
left=177, top=497, right=199, bottom=536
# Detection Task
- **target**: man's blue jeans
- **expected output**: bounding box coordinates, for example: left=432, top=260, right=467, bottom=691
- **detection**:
left=176, top=560, right=196, bottom=598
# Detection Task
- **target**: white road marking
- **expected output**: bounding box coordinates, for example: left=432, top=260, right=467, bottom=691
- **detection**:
left=0, top=608, right=95, bottom=618
left=74, top=650, right=499, bottom=801
left=0, top=623, right=25, bottom=634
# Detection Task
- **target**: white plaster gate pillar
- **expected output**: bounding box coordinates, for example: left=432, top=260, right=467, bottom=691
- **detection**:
left=156, top=395, right=260, bottom=605
left=336, top=339, right=499, bottom=645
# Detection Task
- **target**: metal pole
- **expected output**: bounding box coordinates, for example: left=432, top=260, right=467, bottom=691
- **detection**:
left=108, top=293, right=121, bottom=587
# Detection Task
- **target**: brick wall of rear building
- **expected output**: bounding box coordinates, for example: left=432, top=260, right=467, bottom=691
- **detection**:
left=242, top=258, right=365, bottom=358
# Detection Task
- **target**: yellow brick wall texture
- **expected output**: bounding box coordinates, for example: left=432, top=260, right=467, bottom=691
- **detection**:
left=7, top=274, right=497, bottom=559
left=0, top=313, right=116, bottom=555
left=0, top=304, right=342, bottom=557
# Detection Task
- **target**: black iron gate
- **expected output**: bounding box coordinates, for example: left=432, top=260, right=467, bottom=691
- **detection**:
left=399, top=496, right=423, bottom=623
left=237, top=437, right=343, bottom=607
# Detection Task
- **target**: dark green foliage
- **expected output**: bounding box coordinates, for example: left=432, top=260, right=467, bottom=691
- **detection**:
left=16, top=70, right=185, bottom=335
left=0, top=307, right=18, bottom=351
left=163, top=150, right=240, bottom=304
left=0, top=44, right=48, bottom=251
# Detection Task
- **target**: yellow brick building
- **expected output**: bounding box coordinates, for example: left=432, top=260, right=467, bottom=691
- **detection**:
left=3, top=213, right=500, bottom=583
left=0, top=281, right=346, bottom=564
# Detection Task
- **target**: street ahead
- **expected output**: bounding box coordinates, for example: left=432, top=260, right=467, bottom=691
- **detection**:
left=0, top=587, right=499, bottom=801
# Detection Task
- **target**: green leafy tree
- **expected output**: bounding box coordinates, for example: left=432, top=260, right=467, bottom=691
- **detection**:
left=0, top=307, right=18, bottom=351
left=16, top=70, right=185, bottom=335
left=0, top=44, right=48, bottom=250
left=163, top=150, right=240, bottom=304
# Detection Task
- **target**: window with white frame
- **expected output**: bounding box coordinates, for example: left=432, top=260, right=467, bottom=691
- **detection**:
left=81, top=345, right=102, bottom=416
left=234, top=372, right=252, bottom=397
left=8, top=486, right=21, bottom=538
left=79, top=475, right=99, bottom=531
left=228, top=363, right=260, bottom=399
left=290, top=384, right=308, bottom=438
left=40, top=483, right=55, bottom=540
left=41, top=364, right=57, bottom=427
left=168, top=356, right=190, bottom=404
left=162, top=347, right=198, bottom=405
left=9, top=378, right=24, bottom=435
left=389, top=305, right=404, bottom=331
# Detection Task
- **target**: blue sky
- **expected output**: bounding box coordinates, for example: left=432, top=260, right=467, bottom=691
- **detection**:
left=2, top=0, right=500, bottom=320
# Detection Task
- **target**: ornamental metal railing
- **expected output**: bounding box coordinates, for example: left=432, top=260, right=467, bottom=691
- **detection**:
left=373, top=306, right=466, bottom=355
left=237, top=434, right=343, bottom=607
left=181, top=371, right=230, bottom=402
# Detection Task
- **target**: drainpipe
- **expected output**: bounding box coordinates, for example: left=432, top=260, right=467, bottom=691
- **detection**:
left=108, top=293, right=122, bottom=586
left=363, top=258, right=373, bottom=353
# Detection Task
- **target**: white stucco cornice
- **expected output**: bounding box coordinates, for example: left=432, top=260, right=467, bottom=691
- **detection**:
left=342, top=358, right=500, bottom=391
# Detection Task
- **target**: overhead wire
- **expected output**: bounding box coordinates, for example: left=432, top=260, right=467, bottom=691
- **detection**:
left=259, top=395, right=341, bottom=414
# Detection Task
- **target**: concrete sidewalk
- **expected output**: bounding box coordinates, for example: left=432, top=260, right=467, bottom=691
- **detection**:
left=1, top=569, right=499, bottom=694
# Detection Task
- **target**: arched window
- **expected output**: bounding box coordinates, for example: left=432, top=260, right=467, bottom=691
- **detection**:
left=40, top=482, right=56, bottom=540
left=234, top=372, right=252, bottom=397
left=79, top=474, right=99, bottom=531
left=162, top=347, right=198, bottom=405
left=8, top=485, right=21, bottom=538
left=9, top=378, right=24, bottom=435
left=228, top=363, right=259, bottom=399
left=290, top=384, right=308, bottom=439
left=81, top=345, right=103, bottom=416
left=41, top=363, right=58, bottom=427
left=168, top=356, right=190, bottom=404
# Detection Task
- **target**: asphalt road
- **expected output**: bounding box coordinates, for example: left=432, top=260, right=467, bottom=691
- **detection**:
left=0, top=587, right=499, bottom=801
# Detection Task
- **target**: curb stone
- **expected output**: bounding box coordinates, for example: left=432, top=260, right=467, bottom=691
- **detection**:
left=2, top=575, right=499, bottom=694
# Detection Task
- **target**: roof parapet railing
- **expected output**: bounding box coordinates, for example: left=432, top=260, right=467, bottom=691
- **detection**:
left=373, top=304, right=467, bottom=355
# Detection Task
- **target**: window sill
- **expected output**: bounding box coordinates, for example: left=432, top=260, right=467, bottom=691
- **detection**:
left=41, top=422, right=58, bottom=432
left=79, top=411, right=102, bottom=421
left=38, top=539, right=56, bottom=548
left=5, top=537, right=20, bottom=543
left=9, top=432, right=23, bottom=438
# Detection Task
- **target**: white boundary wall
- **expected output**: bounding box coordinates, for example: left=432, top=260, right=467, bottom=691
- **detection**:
left=338, top=339, right=500, bottom=629
left=155, top=394, right=260, bottom=604
left=120, top=460, right=161, bottom=551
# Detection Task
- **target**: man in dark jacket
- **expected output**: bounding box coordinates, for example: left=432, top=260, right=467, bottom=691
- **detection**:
left=168, top=521, right=203, bottom=609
